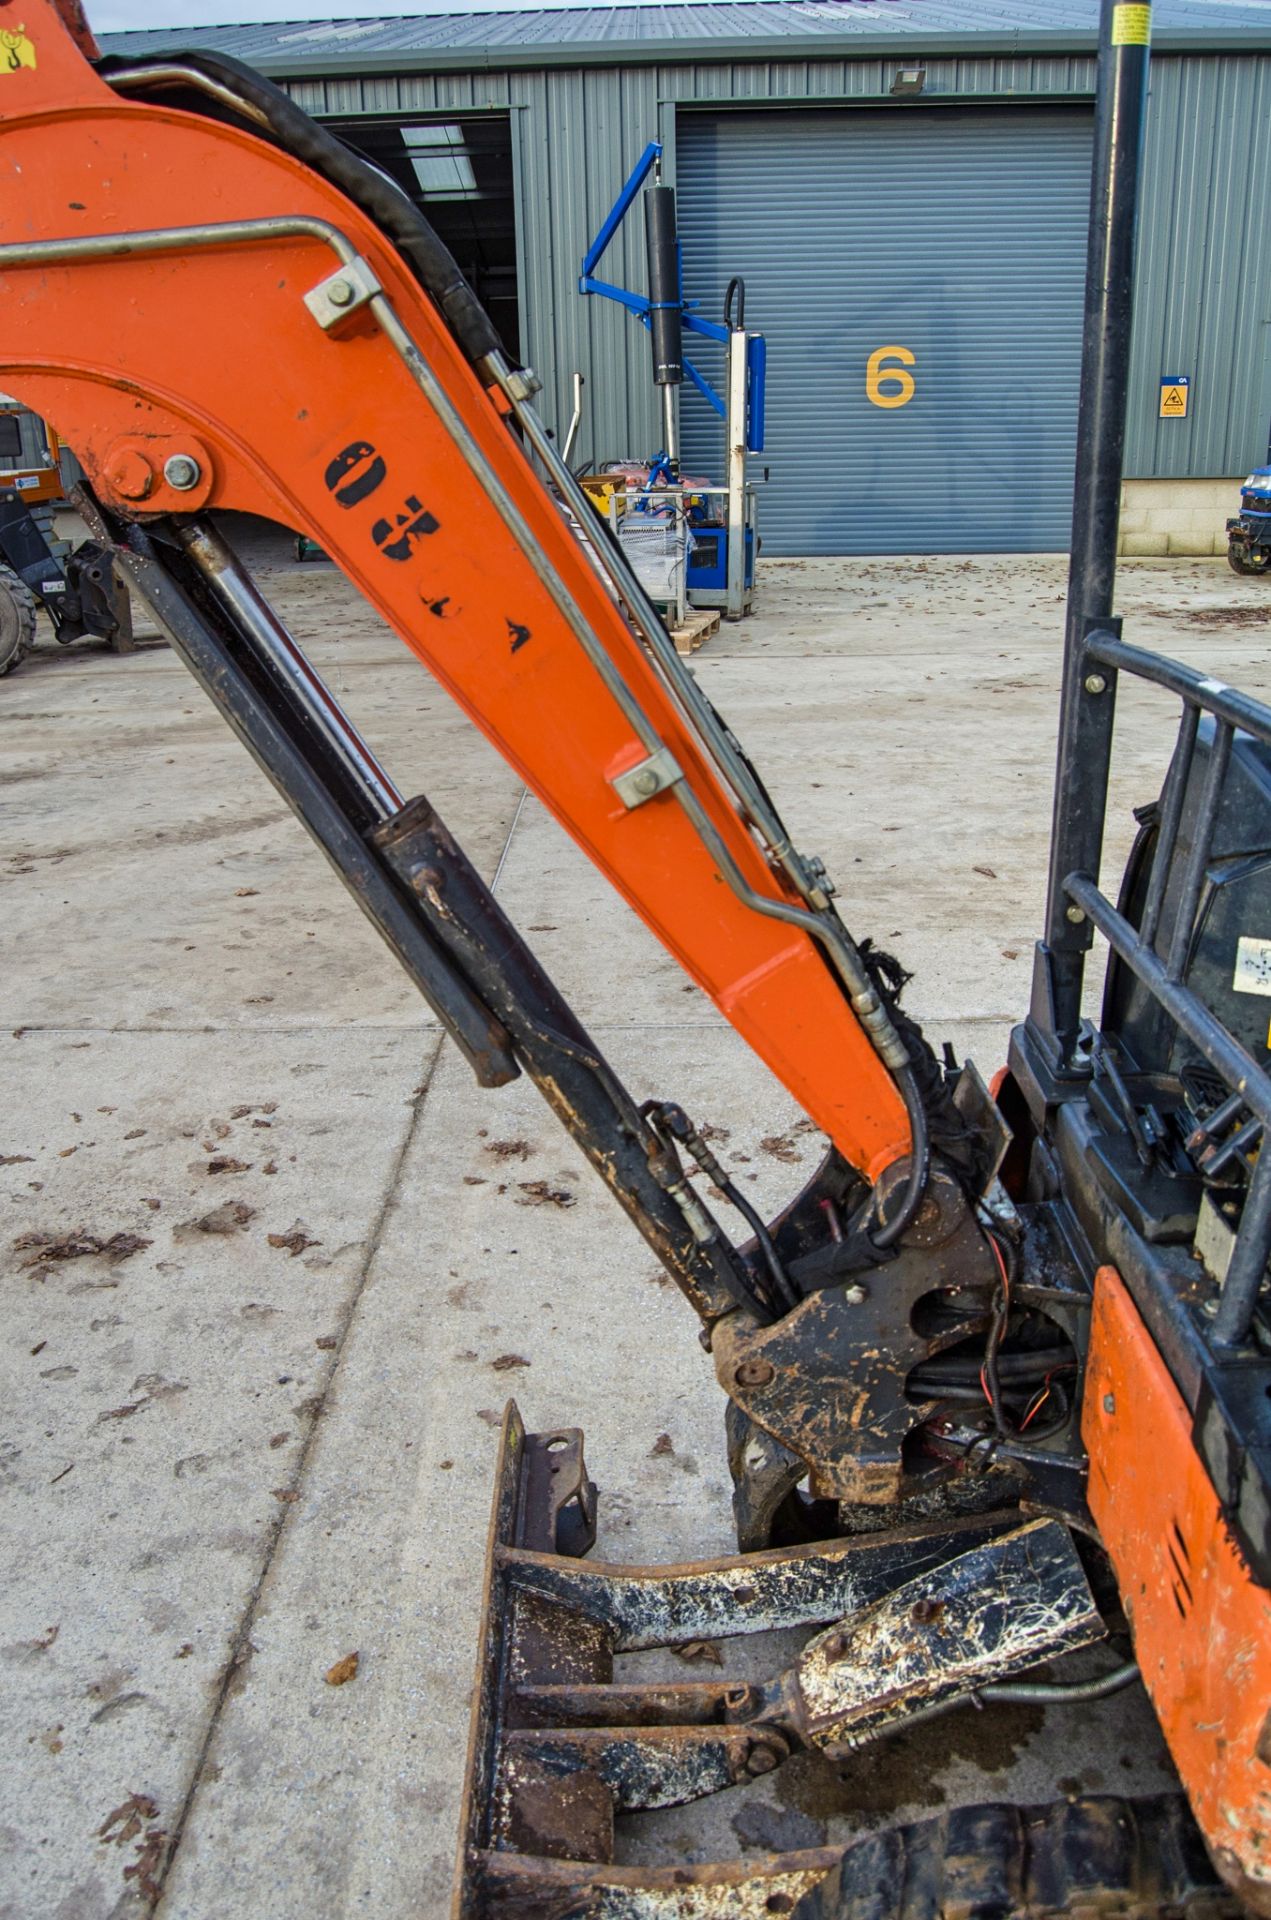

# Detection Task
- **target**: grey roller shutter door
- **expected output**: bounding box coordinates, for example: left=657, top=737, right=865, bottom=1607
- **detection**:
left=677, top=106, right=1092, bottom=557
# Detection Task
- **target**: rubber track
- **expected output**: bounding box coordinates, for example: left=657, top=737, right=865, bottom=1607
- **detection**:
left=832, top=1794, right=1240, bottom=1919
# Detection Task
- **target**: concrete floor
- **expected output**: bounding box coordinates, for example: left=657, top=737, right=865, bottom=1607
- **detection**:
left=2, top=526, right=1268, bottom=1917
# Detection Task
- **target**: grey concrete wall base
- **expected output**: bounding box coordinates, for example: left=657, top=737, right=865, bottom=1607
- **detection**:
left=1120, top=476, right=1245, bottom=556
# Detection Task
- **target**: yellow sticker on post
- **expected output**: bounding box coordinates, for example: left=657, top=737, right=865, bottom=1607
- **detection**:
left=1111, top=4, right=1152, bottom=44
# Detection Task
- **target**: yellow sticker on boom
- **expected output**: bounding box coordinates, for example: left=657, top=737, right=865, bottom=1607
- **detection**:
left=1111, top=4, right=1151, bottom=44
left=0, top=25, right=36, bottom=72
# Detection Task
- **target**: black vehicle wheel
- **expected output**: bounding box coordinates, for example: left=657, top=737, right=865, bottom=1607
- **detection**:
left=1228, top=541, right=1270, bottom=576
left=0, top=563, right=36, bottom=676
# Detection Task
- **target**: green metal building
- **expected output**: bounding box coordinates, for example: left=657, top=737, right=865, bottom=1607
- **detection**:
left=103, top=2, right=1271, bottom=555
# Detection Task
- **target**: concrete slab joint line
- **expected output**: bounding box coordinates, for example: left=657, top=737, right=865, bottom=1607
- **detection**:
left=150, top=1029, right=450, bottom=1908
left=148, top=734, right=528, bottom=1908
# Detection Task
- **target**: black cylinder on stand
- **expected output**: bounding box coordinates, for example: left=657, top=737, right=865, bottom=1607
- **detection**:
left=643, top=184, right=683, bottom=388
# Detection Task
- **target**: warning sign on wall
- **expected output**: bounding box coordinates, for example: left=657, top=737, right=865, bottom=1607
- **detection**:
left=1160, top=376, right=1190, bottom=418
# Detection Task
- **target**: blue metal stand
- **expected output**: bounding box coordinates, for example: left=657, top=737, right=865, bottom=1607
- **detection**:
left=580, top=141, right=765, bottom=454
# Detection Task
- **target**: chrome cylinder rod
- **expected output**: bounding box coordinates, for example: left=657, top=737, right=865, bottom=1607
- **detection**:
left=175, top=518, right=402, bottom=821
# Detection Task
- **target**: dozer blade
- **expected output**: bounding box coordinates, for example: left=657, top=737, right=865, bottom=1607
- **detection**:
left=453, top=1409, right=1241, bottom=1918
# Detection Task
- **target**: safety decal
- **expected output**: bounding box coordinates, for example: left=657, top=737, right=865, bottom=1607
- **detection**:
left=0, top=25, right=36, bottom=72
left=1231, top=936, right=1271, bottom=998
left=1111, top=4, right=1151, bottom=46
left=1159, top=376, right=1190, bottom=419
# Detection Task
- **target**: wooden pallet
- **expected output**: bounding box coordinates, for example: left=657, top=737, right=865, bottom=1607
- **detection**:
left=669, top=607, right=720, bottom=657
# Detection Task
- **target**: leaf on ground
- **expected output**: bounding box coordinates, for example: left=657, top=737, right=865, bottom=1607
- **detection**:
left=179, top=1201, right=255, bottom=1237
left=206, top=1157, right=251, bottom=1176
left=0, top=1154, right=33, bottom=1166
left=759, top=1134, right=801, bottom=1164
left=485, top=1139, right=532, bottom=1160
left=491, top=1353, right=530, bottom=1371
left=14, top=1230, right=151, bottom=1267
left=267, top=1228, right=319, bottom=1256
left=324, top=1652, right=359, bottom=1686
left=973, top=865, right=998, bottom=879
left=98, top=1793, right=160, bottom=1845
left=122, top=1829, right=168, bottom=1900
left=651, top=1433, right=674, bottom=1457
left=515, top=1180, right=575, bottom=1209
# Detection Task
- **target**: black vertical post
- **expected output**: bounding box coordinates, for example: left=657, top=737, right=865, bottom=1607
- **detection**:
left=1033, top=0, right=1152, bottom=1071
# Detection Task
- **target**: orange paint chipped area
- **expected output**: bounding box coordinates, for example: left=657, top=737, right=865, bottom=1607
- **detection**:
left=1084, top=1268, right=1271, bottom=1912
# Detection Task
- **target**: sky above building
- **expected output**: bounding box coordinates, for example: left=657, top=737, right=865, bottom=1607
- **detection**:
left=86, top=0, right=1271, bottom=33
left=89, top=0, right=663, bottom=24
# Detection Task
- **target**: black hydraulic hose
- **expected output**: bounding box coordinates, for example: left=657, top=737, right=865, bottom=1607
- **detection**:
left=715, top=1177, right=800, bottom=1316
left=640, top=1100, right=799, bottom=1317
left=870, top=1064, right=931, bottom=1249
left=913, top=1348, right=1075, bottom=1388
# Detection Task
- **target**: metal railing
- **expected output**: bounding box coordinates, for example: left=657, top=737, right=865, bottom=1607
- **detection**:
left=1062, top=628, right=1271, bottom=1347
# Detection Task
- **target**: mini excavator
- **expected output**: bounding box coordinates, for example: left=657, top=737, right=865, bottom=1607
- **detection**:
left=3, top=4, right=1268, bottom=1914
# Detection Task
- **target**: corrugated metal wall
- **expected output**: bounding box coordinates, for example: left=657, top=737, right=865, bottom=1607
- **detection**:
left=288, top=48, right=1269, bottom=491
left=1126, top=54, right=1271, bottom=477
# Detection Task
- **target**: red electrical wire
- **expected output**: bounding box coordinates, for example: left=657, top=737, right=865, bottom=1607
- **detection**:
left=980, top=1232, right=1012, bottom=1419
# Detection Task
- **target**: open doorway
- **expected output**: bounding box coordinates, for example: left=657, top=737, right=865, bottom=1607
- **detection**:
left=324, top=112, right=520, bottom=361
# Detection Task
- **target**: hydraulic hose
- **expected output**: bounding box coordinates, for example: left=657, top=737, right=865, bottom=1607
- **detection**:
left=869, top=1063, right=931, bottom=1249
left=914, top=1348, right=1074, bottom=1388
left=640, top=1100, right=800, bottom=1317
left=715, top=1178, right=800, bottom=1316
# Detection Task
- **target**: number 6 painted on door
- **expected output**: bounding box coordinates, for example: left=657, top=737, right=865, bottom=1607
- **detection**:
left=866, top=345, right=916, bottom=409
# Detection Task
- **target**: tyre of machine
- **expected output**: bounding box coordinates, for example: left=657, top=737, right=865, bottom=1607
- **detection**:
left=0, top=561, right=35, bottom=675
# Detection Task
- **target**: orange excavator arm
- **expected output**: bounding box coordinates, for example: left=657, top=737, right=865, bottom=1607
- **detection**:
left=0, top=0, right=919, bottom=1215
